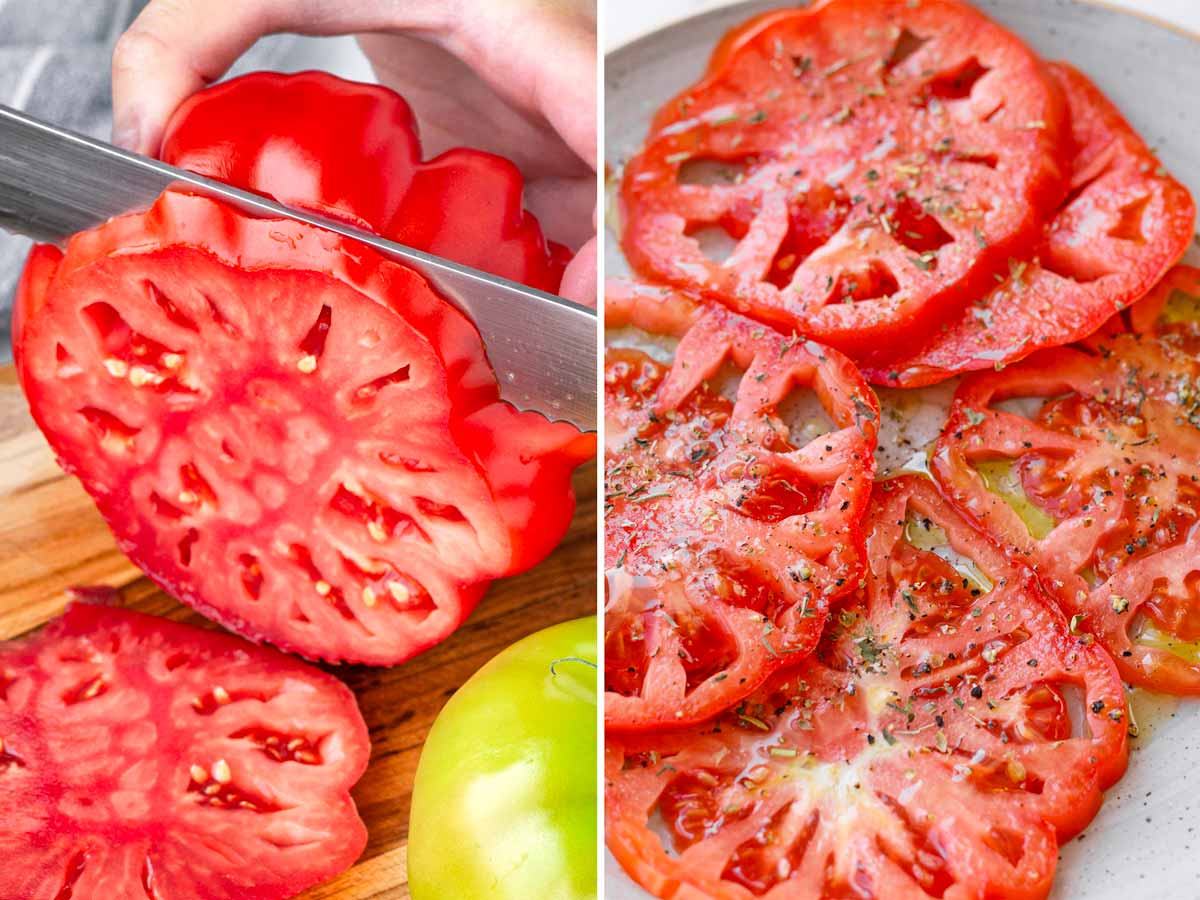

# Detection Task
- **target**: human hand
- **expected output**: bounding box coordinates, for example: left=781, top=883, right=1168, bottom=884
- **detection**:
left=111, top=0, right=597, bottom=305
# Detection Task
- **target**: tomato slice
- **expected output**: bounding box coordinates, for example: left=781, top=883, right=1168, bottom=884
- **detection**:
left=619, top=0, right=1068, bottom=361
left=934, top=332, right=1200, bottom=693
left=0, top=601, right=369, bottom=900
left=15, top=192, right=591, bottom=664
left=1129, top=264, right=1200, bottom=342
left=607, top=476, right=1127, bottom=900
left=160, top=71, right=568, bottom=293
left=870, top=63, right=1196, bottom=387
left=605, top=280, right=878, bottom=730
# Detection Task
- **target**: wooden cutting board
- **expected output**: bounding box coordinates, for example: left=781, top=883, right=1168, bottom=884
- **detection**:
left=0, top=365, right=597, bottom=900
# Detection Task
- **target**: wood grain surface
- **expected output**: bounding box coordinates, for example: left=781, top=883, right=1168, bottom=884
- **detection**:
left=0, top=365, right=598, bottom=900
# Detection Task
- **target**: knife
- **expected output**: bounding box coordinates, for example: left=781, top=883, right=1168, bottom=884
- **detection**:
left=0, top=104, right=596, bottom=431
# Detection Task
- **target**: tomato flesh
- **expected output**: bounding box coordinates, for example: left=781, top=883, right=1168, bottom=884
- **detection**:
left=619, top=0, right=1069, bottom=361
left=606, top=477, right=1127, bottom=900
left=934, top=331, right=1200, bottom=693
left=0, top=602, right=369, bottom=900
left=15, top=192, right=590, bottom=664
left=605, top=280, right=878, bottom=730
left=1128, top=264, right=1200, bottom=345
left=871, top=63, right=1195, bottom=386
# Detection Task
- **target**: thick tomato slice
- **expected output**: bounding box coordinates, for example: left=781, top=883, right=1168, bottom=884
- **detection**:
left=618, top=0, right=1068, bottom=362
left=607, top=477, right=1127, bottom=900
left=15, top=192, right=591, bottom=665
left=870, top=63, right=1196, bottom=387
left=605, top=280, right=878, bottom=730
left=0, top=602, right=369, bottom=900
left=159, top=71, right=568, bottom=293
left=934, top=333, right=1200, bottom=693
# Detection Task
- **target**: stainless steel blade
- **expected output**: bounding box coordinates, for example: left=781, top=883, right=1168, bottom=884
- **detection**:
left=0, top=104, right=596, bottom=431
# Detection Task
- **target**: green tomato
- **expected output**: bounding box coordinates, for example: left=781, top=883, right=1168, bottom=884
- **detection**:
left=408, top=616, right=597, bottom=900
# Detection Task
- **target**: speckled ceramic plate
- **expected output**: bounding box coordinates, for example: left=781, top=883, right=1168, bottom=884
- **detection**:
left=604, top=2, right=1200, bottom=897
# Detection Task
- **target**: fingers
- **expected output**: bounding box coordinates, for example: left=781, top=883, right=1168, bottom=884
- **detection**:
left=114, top=0, right=595, bottom=172
left=525, top=176, right=596, bottom=250
left=558, top=236, right=598, bottom=308
left=111, top=0, right=448, bottom=154
left=357, top=33, right=588, bottom=182
left=112, top=0, right=258, bottom=153
left=446, top=3, right=597, bottom=170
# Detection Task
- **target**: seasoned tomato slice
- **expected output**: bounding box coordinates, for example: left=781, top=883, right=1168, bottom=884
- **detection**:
left=0, top=602, right=369, bottom=900
left=1129, top=264, right=1200, bottom=343
left=15, top=193, right=591, bottom=665
left=619, top=0, right=1068, bottom=361
left=871, top=63, right=1195, bottom=387
left=934, top=332, right=1200, bottom=693
left=605, top=280, right=878, bottom=730
left=607, top=477, right=1127, bottom=900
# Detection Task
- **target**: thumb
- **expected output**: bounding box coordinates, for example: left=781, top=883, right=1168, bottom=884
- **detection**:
left=111, top=0, right=444, bottom=155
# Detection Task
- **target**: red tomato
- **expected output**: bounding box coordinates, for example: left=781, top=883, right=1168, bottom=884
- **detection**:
left=619, top=0, right=1068, bottom=362
left=934, top=333, right=1200, bottom=693
left=15, top=190, right=592, bottom=665
left=160, top=71, right=569, bottom=293
left=1129, top=264, right=1200, bottom=341
left=870, top=63, right=1195, bottom=387
left=607, top=476, right=1127, bottom=900
left=0, top=602, right=369, bottom=900
left=605, top=280, right=878, bottom=730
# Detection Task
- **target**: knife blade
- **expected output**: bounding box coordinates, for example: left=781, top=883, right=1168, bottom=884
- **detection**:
left=0, top=103, right=596, bottom=431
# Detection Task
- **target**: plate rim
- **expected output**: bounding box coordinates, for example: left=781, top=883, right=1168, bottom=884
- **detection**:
left=605, top=0, right=1200, bottom=65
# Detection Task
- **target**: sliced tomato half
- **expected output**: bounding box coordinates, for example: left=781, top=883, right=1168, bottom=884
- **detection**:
left=15, top=192, right=591, bottom=664
left=605, top=280, right=878, bottom=730
left=619, top=0, right=1068, bottom=361
left=934, top=335, right=1200, bottom=693
left=871, top=63, right=1195, bottom=387
left=160, top=71, right=569, bottom=293
left=0, top=602, right=370, bottom=900
left=607, top=476, right=1127, bottom=900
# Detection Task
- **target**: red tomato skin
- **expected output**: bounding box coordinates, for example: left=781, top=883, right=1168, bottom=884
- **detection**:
left=159, top=71, right=567, bottom=293
left=11, top=243, right=61, bottom=360
left=869, top=63, right=1196, bottom=387
left=0, top=601, right=369, bottom=900
left=457, top=402, right=596, bottom=576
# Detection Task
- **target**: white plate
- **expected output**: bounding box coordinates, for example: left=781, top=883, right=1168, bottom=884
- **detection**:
left=604, top=2, right=1200, bottom=897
